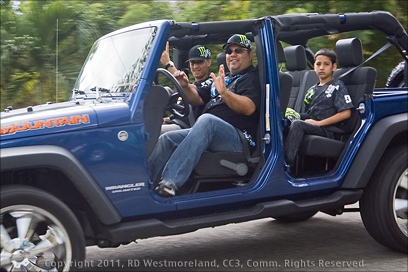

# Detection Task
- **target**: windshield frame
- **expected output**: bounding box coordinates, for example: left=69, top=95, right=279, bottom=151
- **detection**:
left=71, top=21, right=167, bottom=102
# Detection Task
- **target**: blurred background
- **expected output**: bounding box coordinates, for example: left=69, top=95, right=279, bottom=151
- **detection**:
left=1, top=0, right=407, bottom=109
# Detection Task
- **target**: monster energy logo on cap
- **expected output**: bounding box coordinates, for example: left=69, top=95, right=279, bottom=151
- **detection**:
left=197, top=46, right=211, bottom=58
left=223, top=34, right=251, bottom=50
left=238, top=34, right=248, bottom=45
left=187, top=45, right=211, bottom=61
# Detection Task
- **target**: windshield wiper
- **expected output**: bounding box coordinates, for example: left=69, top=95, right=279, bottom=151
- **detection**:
left=89, top=86, right=112, bottom=102
left=90, top=86, right=111, bottom=93
left=73, top=89, right=86, bottom=95
left=71, top=89, right=87, bottom=101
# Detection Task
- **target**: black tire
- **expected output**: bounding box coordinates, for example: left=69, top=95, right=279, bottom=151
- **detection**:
left=0, top=185, right=86, bottom=271
left=360, top=146, right=408, bottom=253
left=273, top=211, right=318, bottom=223
left=386, top=61, right=406, bottom=88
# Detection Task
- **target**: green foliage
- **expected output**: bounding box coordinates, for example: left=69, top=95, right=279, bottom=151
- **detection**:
left=118, top=0, right=174, bottom=26
left=1, top=0, right=407, bottom=108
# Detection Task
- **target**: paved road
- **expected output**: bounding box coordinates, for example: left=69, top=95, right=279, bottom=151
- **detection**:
left=85, top=205, right=406, bottom=271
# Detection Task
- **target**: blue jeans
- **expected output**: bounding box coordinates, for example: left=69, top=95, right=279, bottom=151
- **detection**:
left=148, top=113, right=244, bottom=190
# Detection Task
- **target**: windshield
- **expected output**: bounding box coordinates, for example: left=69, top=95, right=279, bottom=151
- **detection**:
left=72, top=26, right=157, bottom=99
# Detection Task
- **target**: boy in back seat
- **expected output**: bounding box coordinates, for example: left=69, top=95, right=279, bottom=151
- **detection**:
left=284, top=48, right=354, bottom=169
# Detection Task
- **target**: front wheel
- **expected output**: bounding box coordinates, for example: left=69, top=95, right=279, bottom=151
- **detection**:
left=360, top=146, right=408, bottom=252
left=1, top=185, right=86, bottom=271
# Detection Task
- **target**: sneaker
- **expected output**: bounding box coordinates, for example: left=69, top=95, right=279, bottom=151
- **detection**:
left=155, top=180, right=176, bottom=197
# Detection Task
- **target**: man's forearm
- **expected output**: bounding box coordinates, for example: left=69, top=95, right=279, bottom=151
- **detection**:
left=220, top=89, right=256, bottom=115
left=182, top=84, right=204, bottom=106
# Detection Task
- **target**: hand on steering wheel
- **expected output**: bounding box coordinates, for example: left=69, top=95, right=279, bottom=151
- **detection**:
left=155, top=68, right=190, bottom=119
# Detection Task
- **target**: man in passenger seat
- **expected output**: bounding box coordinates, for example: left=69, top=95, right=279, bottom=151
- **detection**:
left=149, top=34, right=261, bottom=196
left=284, top=48, right=354, bottom=169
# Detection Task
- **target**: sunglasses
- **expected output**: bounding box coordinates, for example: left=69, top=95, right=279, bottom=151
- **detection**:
left=225, top=48, right=247, bottom=55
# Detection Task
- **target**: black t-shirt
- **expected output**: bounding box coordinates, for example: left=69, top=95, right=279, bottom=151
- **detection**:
left=303, top=78, right=355, bottom=135
left=193, top=77, right=213, bottom=118
left=194, top=77, right=213, bottom=89
left=197, top=66, right=261, bottom=147
left=305, top=78, right=354, bottom=120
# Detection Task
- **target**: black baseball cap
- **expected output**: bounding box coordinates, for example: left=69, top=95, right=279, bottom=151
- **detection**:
left=186, top=45, right=211, bottom=62
left=222, top=34, right=251, bottom=50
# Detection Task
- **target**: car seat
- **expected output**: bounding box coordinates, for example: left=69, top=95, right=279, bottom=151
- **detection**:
left=284, top=45, right=318, bottom=113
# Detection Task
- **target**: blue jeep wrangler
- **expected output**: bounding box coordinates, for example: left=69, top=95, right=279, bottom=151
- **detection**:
left=1, top=11, right=407, bottom=271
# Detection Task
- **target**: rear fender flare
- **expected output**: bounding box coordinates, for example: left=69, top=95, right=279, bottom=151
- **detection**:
left=342, top=113, right=407, bottom=188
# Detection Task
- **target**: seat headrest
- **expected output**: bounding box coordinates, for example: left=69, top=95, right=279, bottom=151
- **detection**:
left=276, top=41, right=286, bottom=63
left=217, top=51, right=229, bottom=74
left=284, top=45, right=307, bottom=71
left=336, top=38, right=364, bottom=67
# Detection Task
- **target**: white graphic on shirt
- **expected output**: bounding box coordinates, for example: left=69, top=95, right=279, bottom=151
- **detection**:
left=344, top=94, right=352, bottom=103
left=325, top=84, right=339, bottom=98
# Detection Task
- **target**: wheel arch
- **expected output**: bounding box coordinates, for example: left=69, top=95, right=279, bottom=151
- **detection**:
left=0, top=145, right=121, bottom=225
left=342, top=113, right=408, bottom=189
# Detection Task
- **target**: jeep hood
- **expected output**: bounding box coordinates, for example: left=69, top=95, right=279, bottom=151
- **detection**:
left=0, top=101, right=131, bottom=140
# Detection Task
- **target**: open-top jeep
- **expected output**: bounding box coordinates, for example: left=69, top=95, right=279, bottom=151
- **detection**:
left=1, top=10, right=407, bottom=271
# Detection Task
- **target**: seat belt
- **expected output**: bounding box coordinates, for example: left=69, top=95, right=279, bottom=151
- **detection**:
left=295, top=71, right=311, bottom=113
left=236, top=129, right=253, bottom=163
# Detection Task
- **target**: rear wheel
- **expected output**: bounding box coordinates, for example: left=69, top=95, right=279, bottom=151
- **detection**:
left=1, top=185, right=86, bottom=271
left=360, top=146, right=408, bottom=252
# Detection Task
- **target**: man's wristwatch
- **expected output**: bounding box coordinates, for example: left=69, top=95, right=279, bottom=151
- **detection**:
left=164, top=61, right=174, bottom=70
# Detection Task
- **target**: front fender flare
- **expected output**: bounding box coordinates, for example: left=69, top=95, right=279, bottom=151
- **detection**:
left=0, top=145, right=121, bottom=225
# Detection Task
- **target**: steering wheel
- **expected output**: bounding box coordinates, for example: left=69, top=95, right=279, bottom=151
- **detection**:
left=155, top=68, right=190, bottom=119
